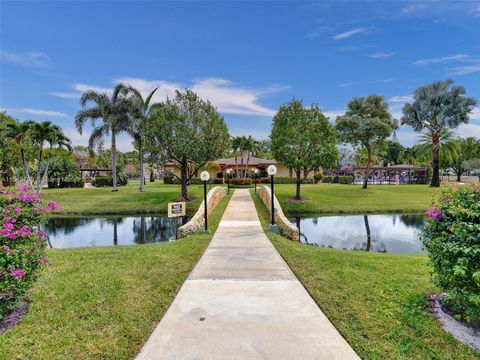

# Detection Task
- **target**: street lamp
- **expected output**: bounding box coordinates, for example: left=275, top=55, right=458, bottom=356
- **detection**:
left=226, top=169, right=231, bottom=195
left=200, top=171, right=210, bottom=233
left=253, top=169, right=259, bottom=193
left=267, top=165, right=278, bottom=233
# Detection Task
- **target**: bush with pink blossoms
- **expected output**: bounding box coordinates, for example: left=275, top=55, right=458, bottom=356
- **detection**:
left=0, top=185, right=58, bottom=319
left=421, top=183, right=480, bottom=324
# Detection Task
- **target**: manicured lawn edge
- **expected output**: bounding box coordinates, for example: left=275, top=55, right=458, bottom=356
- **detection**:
left=250, top=190, right=478, bottom=359
left=0, top=194, right=231, bottom=359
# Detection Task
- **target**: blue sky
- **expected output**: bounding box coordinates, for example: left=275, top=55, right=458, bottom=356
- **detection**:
left=1, top=0, right=479, bottom=151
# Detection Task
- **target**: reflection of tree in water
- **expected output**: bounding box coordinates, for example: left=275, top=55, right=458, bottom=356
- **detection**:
left=42, top=217, right=96, bottom=236
left=102, top=218, right=125, bottom=245
left=353, top=215, right=388, bottom=253
left=132, top=216, right=189, bottom=244
left=398, top=215, right=425, bottom=229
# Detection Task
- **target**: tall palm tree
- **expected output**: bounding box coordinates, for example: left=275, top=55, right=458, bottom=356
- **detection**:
left=123, top=86, right=159, bottom=192
left=40, top=126, right=72, bottom=188
left=75, top=83, right=131, bottom=192
left=231, top=136, right=243, bottom=178
left=5, top=121, right=35, bottom=191
left=242, top=136, right=261, bottom=176
left=401, top=80, right=477, bottom=187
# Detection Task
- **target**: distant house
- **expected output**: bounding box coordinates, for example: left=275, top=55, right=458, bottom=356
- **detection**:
left=165, top=153, right=310, bottom=180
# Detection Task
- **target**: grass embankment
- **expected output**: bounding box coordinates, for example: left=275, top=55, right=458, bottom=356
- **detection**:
left=42, top=181, right=206, bottom=215
left=274, top=183, right=440, bottom=215
left=251, top=191, right=478, bottom=359
left=0, top=194, right=231, bottom=360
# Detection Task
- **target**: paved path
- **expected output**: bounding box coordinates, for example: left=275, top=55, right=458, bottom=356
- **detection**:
left=136, top=189, right=359, bottom=360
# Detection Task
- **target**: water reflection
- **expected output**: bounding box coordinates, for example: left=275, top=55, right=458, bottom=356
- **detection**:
left=292, top=214, right=425, bottom=254
left=42, top=215, right=190, bottom=249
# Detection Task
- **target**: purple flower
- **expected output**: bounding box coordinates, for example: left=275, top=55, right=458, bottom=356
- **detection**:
left=10, top=268, right=25, bottom=281
left=425, top=208, right=442, bottom=220
left=13, top=207, right=21, bottom=214
left=48, top=201, right=59, bottom=211
left=38, top=256, right=49, bottom=265
left=2, top=247, right=10, bottom=253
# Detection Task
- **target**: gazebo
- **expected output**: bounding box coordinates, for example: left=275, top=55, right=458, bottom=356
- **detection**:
left=327, top=164, right=429, bottom=184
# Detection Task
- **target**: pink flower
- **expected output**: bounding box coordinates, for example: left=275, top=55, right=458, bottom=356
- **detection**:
left=13, top=207, right=21, bottom=214
left=425, top=208, right=442, bottom=220
left=16, top=185, right=28, bottom=192
left=2, top=247, right=10, bottom=253
left=48, top=201, right=59, bottom=211
left=38, top=256, right=49, bottom=265
left=10, top=268, right=25, bottom=281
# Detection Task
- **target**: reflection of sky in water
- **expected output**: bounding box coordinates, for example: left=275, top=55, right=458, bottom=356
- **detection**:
left=41, top=216, right=189, bottom=249
left=292, top=215, right=425, bottom=254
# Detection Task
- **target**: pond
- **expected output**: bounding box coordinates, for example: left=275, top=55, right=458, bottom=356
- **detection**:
left=291, top=214, right=425, bottom=254
left=42, top=215, right=190, bottom=249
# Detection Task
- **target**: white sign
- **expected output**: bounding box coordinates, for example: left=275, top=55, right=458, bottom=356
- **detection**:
left=168, top=202, right=186, bottom=218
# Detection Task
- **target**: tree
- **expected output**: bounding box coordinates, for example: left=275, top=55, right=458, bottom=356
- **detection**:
left=231, top=136, right=244, bottom=178
left=242, top=136, right=261, bottom=175
left=336, top=94, right=396, bottom=189
left=0, top=113, right=21, bottom=186
left=75, top=83, right=131, bottom=192
left=271, top=99, right=337, bottom=200
left=31, top=121, right=71, bottom=192
left=464, top=158, right=480, bottom=181
left=450, top=137, right=480, bottom=182
left=5, top=120, right=36, bottom=191
left=401, top=80, right=477, bottom=187
left=145, top=90, right=230, bottom=200
left=383, top=140, right=404, bottom=165
left=123, top=86, right=159, bottom=192
left=417, top=128, right=457, bottom=173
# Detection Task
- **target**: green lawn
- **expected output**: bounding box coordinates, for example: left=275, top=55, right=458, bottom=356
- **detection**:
left=273, top=183, right=440, bottom=215
left=251, top=191, right=478, bottom=359
left=0, top=194, right=231, bottom=360
left=42, top=181, right=208, bottom=215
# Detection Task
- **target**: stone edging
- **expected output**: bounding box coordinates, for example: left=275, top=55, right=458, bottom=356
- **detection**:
left=257, top=186, right=300, bottom=241
left=178, top=186, right=227, bottom=238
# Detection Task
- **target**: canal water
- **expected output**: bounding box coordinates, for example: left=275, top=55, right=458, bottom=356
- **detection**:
left=291, top=214, right=425, bottom=254
left=42, top=215, right=190, bottom=249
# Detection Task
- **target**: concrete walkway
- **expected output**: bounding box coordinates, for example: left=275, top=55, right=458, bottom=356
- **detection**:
left=136, top=189, right=359, bottom=360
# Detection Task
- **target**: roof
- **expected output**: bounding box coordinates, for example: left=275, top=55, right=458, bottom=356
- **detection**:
left=353, top=164, right=427, bottom=171
left=216, top=154, right=278, bottom=167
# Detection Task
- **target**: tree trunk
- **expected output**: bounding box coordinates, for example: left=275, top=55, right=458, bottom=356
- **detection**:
left=244, top=152, right=250, bottom=176
left=20, top=147, right=34, bottom=192
left=41, top=152, right=52, bottom=189
left=363, top=146, right=372, bottom=189
left=430, top=132, right=440, bottom=187
left=295, top=169, right=301, bottom=200
left=235, top=156, right=239, bottom=178
left=150, top=170, right=155, bottom=182
left=36, top=146, right=43, bottom=193
left=139, top=140, right=145, bottom=192
left=111, top=131, right=118, bottom=192
left=180, top=163, right=188, bottom=200
left=456, top=172, right=462, bottom=182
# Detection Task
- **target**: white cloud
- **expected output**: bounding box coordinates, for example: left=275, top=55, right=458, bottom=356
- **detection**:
left=470, top=5, right=480, bottom=17
left=305, top=25, right=333, bottom=39
left=337, top=82, right=354, bottom=87
left=323, top=110, right=345, bottom=121
left=62, top=127, right=134, bottom=152
left=401, top=3, right=426, bottom=15
left=0, top=50, right=49, bottom=68
left=52, top=77, right=288, bottom=117
left=447, top=63, right=480, bottom=75
left=367, top=52, right=396, bottom=59
left=0, top=107, right=69, bottom=118
left=413, top=54, right=470, bottom=66
left=333, top=28, right=368, bottom=41
left=455, top=123, right=480, bottom=139
left=389, top=95, right=413, bottom=103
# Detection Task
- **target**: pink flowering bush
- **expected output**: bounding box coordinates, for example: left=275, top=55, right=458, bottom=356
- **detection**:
left=0, top=185, right=57, bottom=319
left=422, top=183, right=480, bottom=324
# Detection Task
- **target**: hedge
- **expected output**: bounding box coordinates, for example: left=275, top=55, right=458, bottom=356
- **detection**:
left=92, top=173, right=128, bottom=187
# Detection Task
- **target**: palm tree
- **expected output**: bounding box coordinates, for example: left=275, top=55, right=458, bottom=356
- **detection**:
left=75, top=83, right=131, bottom=192
left=123, top=86, right=159, bottom=192
left=5, top=121, right=35, bottom=191
left=231, top=136, right=243, bottom=178
left=242, top=136, right=261, bottom=176
left=40, top=126, right=72, bottom=188
left=401, top=80, right=477, bottom=187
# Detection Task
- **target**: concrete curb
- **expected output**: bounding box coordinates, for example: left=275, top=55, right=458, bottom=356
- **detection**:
left=178, top=186, right=227, bottom=238
left=257, top=186, right=299, bottom=241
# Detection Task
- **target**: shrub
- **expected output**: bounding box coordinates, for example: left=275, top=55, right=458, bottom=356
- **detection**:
left=92, top=173, right=128, bottom=187
left=0, top=185, right=55, bottom=319
left=339, top=175, right=354, bottom=185
left=260, top=176, right=315, bottom=184
left=314, top=171, right=323, bottom=183
left=322, top=175, right=333, bottom=183
left=230, top=178, right=252, bottom=185
left=163, top=175, right=174, bottom=184
left=48, top=176, right=85, bottom=189
left=421, top=183, right=480, bottom=324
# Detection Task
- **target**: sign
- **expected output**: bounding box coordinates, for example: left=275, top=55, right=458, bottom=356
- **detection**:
left=168, top=202, right=186, bottom=218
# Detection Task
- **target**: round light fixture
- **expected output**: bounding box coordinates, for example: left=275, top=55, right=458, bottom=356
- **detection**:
left=200, top=171, right=210, bottom=181
left=267, top=165, right=277, bottom=176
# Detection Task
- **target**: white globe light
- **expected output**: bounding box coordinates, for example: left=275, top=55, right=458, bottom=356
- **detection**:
left=267, top=165, right=277, bottom=176
left=254, top=169, right=259, bottom=174
left=226, top=169, right=231, bottom=174
left=200, top=171, right=210, bottom=181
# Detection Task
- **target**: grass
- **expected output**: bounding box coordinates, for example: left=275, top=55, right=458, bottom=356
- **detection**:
left=42, top=181, right=210, bottom=215
left=251, top=191, right=478, bottom=359
left=272, top=183, right=440, bottom=215
left=0, top=193, right=231, bottom=360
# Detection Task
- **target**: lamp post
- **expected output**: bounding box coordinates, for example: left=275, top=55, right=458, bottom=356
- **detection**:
left=267, top=165, right=279, bottom=233
left=226, top=169, right=231, bottom=195
left=254, top=169, right=259, bottom=193
left=200, top=171, right=210, bottom=233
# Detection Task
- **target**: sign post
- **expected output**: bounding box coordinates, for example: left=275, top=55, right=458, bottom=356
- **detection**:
left=168, top=201, right=186, bottom=239
left=200, top=171, right=210, bottom=233
left=267, top=165, right=279, bottom=233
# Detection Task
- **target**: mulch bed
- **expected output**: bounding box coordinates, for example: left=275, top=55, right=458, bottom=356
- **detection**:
left=0, top=301, right=29, bottom=335
left=286, top=197, right=310, bottom=203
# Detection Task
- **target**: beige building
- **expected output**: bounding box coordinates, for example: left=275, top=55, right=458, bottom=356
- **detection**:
left=166, top=153, right=305, bottom=181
